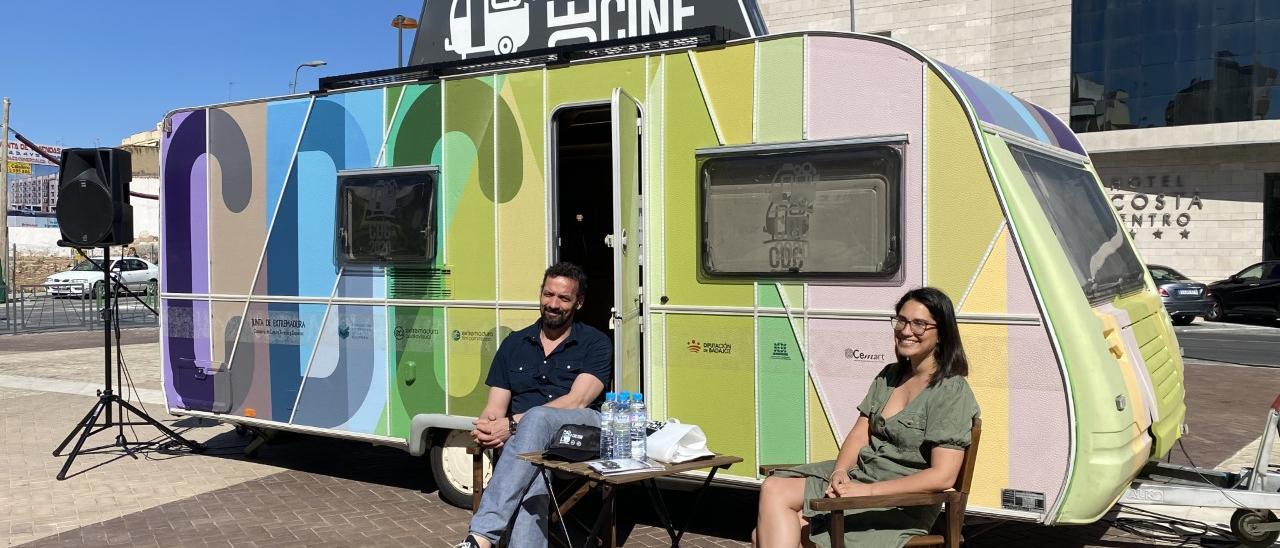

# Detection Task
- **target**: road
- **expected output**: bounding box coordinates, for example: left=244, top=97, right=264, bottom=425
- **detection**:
left=1174, top=319, right=1280, bottom=367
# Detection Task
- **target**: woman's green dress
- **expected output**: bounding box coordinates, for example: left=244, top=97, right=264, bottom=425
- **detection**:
left=775, top=364, right=980, bottom=548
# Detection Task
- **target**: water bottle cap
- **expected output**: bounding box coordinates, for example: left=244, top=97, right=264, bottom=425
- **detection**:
left=619, top=392, right=631, bottom=401
left=605, top=392, right=615, bottom=400
left=633, top=393, right=643, bottom=402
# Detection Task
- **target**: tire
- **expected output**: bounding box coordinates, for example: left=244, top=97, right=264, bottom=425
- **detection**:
left=430, top=429, right=492, bottom=509
left=1171, top=315, right=1194, bottom=326
left=89, top=281, right=103, bottom=300
left=1205, top=297, right=1224, bottom=322
left=1231, top=509, right=1280, bottom=548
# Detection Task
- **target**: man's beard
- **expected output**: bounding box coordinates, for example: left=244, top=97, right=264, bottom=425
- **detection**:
left=542, top=307, right=572, bottom=329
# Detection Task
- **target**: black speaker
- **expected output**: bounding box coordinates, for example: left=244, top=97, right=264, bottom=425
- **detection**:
left=56, top=148, right=134, bottom=247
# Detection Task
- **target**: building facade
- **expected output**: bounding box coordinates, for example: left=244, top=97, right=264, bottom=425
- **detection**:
left=8, top=173, right=58, bottom=214
left=757, top=0, right=1280, bottom=280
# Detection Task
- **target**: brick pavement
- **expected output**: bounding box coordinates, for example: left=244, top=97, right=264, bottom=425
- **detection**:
left=2, top=333, right=1277, bottom=547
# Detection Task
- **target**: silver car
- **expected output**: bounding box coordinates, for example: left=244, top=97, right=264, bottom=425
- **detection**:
left=44, top=257, right=159, bottom=299
left=1149, top=264, right=1212, bottom=326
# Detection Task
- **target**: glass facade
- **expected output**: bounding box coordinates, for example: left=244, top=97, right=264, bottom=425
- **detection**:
left=1072, top=0, right=1280, bottom=132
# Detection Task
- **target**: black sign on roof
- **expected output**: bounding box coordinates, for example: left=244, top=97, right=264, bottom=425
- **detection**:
left=408, top=0, right=767, bottom=66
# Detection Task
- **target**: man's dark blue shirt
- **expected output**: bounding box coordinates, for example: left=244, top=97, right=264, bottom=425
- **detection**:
left=484, top=320, right=613, bottom=415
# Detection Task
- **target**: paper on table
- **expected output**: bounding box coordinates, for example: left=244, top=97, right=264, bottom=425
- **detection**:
left=645, top=423, right=716, bottom=464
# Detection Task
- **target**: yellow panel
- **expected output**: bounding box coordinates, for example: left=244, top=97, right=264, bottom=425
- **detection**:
left=926, top=71, right=1004, bottom=299
left=808, top=376, right=839, bottom=462
left=960, top=226, right=1009, bottom=313
left=690, top=45, right=756, bottom=145
left=959, top=322, right=1010, bottom=509
left=498, top=72, right=548, bottom=302
left=666, top=314, right=757, bottom=476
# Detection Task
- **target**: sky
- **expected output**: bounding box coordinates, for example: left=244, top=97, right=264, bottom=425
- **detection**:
left=3, top=1, right=424, bottom=148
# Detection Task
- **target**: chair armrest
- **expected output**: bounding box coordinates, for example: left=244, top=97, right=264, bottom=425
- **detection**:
left=759, top=464, right=806, bottom=475
left=809, top=491, right=956, bottom=512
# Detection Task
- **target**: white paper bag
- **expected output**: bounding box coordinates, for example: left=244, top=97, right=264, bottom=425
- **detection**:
left=645, top=423, right=716, bottom=463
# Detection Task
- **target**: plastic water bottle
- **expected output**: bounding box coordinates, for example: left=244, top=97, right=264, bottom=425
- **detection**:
left=600, top=392, right=617, bottom=459
left=614, top=392, right=632, bottom=460
left=630, top=393, right=648, bottom=460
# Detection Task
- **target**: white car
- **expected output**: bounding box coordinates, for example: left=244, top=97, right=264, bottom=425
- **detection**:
left=44, top=257, right=159, bottom=298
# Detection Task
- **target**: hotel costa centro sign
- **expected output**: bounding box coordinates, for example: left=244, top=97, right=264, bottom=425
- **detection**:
left=409, top=0, right=767, bottom=65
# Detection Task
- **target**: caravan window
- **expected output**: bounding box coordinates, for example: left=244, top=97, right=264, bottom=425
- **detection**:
left=699, top=145, right=901, bottom=278
left=336, top=166, right=438, bottom=265
left=1010, top=146, right=1145, bottom=303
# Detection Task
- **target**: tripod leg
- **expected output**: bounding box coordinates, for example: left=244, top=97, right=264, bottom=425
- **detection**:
left=116, top=398, right=204, bottom=452
left=53, top=400, right=103, bottom=456
left=57, top=399, right=108, bottom=480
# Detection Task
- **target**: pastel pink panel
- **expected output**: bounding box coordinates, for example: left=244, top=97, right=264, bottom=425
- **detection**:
left=1008, top=324, right=1069, bottom=506
left=807, top=36, right=924, bottom=311
left=1006, top=233, right=1040, bottom=316
left=808, top=318, right=899, bottom=438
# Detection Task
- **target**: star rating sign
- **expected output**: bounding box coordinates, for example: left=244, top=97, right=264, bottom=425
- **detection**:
left=1180, top=229, right=1190, bottom=239
left=1152, top=229, right=1163, bottom=239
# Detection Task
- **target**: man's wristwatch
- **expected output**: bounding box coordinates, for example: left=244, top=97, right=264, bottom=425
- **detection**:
left=508, top=416, right=518, bottom=436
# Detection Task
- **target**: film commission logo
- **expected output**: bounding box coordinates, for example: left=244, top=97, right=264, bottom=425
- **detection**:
left=686, top=339, right=732, bottom=354
left=394, top=326, right=440, bottom=341
left=452, top=329, right=495, bottom=342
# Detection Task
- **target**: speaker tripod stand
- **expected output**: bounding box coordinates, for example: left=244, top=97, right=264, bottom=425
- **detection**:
left=51, top=246, right=203, bottom=480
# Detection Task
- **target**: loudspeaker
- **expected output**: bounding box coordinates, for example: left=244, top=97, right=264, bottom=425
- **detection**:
left=56, top=148, right=133, bottom=247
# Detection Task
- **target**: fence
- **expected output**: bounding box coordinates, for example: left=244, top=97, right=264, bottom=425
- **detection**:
left=3, top=243, right=160, bottom=333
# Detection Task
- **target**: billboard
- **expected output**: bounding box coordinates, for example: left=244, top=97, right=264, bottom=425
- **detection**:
left=6, top=141, right=62, bottom=228
left=409, top=0, right=767, bottom=65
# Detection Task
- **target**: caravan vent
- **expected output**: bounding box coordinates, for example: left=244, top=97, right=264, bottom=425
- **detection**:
left=389, top=266, right=452, bottom=300
left=1001, top=489, right=1046, bottom=513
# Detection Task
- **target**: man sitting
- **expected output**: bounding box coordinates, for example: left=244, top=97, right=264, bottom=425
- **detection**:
left=459, top=262, right=612, bottom=548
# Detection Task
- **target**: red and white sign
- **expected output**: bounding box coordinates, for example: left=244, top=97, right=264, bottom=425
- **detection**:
left=5, top=141, right=63, bottom=166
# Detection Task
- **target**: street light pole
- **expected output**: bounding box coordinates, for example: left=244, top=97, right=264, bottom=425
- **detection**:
left=290, top=60, right=327, bottom=94
left=392, top=15, right=419, bottom=68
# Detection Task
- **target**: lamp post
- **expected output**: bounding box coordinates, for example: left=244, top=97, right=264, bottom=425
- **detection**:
left=290, top=60, right=327, bottom=94
left=392, top=15, right=419, bottom=68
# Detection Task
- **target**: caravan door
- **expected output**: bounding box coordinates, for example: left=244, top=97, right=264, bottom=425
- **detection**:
left=611, top=88, right=643, bottom=393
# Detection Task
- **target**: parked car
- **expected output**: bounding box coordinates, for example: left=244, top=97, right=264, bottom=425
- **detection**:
left=1148, top=264, right=1212, bottom=326
left=1205, top=261, right=1280, bottom=322
left=44, top=257, right=159, bottom=299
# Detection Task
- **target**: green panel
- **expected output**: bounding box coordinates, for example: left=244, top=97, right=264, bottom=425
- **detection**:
left=757, top=316, right=806, bottom=470
left=443, top=77, right=497, bottom=300
left=387, top=84, right=443, bottom=168
left=546, top=58, right=648, bottom=111
left=690, top=44, right=756, bottom=145
left=646, top=57, right=666, bottom=302
left=386, top=86, right=405, bottom=129
left=756, top=38, right=804, bottom=143
left=446, top=307, right=504, bottom=417
left=388, top=306, right=446, bottom=438
left=662, top=53, right=753, bottom=308
left=666, top=314, right=756, bottom=477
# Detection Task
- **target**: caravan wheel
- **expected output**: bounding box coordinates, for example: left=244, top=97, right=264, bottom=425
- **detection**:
left=1231, top=509, right=1280, bottom=547
left=430, top=429, right=493, bottom=509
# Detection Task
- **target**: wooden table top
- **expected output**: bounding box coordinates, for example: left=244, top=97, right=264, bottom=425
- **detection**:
left=519, top=453, right=743, bottom=485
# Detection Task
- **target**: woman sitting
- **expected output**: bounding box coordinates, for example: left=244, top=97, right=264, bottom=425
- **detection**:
left=754, top=287, right=981, bottom=548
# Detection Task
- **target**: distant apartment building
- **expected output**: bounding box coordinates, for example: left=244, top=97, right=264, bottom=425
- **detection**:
left=8, top=173, right=58, bottom=214
left=756, top=0, right=1280, bottom=280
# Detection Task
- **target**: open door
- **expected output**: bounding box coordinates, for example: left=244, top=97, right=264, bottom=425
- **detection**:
left=611, top=88, right=643, bottom=394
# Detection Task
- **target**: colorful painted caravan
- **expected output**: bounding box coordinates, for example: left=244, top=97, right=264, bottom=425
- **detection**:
left=159, top=31, right=1186, bottom=525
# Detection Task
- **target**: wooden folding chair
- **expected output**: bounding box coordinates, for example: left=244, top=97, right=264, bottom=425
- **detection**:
left=760, top=418, right=982, bottom=548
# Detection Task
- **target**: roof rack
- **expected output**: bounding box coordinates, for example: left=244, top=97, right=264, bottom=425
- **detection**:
left=319, top=26, right=738, bottom=92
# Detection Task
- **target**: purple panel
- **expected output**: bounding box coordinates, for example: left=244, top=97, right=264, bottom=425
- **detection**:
left=161, top=110, right=206, bottom=294
left=807, top=318, right=896, bottom=438
left=1005, top=233, right=1040, bottom=316
left=191, top=154, right=209, bottom=294
left=807, top=36, right=924, bottom=310
left=1032, top=103, right=1087, bottom=156
left=163, top=299, right=215, bottom=410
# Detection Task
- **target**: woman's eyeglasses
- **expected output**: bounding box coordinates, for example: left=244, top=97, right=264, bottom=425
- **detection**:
left=890, top=315, right=937, bottom=335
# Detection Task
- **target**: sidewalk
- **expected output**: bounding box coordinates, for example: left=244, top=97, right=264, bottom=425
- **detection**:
left=1, top=333, right=1276, bottom=546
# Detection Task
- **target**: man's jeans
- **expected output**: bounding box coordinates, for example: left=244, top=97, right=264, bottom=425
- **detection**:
left=469, top=406, right=601, bottom=548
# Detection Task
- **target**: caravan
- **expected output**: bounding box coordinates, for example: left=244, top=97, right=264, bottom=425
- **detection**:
left=161, top=29, right=1193, bottom=527
left=444, top=0, right=531, bottom=57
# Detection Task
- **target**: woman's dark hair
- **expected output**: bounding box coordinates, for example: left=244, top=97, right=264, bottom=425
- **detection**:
left=894, top=287, right=969, bottom=386
left=542, top=262, right=588, bottom=300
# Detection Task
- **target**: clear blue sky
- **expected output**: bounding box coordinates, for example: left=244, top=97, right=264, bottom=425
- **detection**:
left=4, top=1, right=423, bottom=148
